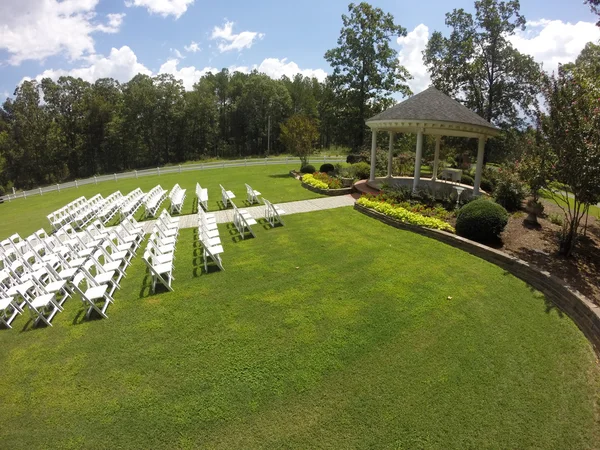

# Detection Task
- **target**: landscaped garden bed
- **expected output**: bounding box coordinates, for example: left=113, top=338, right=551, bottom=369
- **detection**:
left=301, top=173, right=353, bottom=196
left=356, top=194, right=455, bottom=232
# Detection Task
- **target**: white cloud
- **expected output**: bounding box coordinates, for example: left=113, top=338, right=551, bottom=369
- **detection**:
left=23, top=43, right=328, bottom=91
left=23, top=46, right=151, bottom=84
left=184, top=41, right=200, bottom=53
left=158, top=59, right=218, bottom=90
left=210, top=21, right=264, bottom=53
left=256, top=58, right=328, bottom=82
left=0, top=0, right=125, bottom=65
left=509, top=19, right=600, bottom=75
left=96, top=13, right=126, bottom=33
left=397, top=24, right=430, bottom=94
left=171, top=48, right=184, bottom=59
left=125, top=0, right=194, bottom=19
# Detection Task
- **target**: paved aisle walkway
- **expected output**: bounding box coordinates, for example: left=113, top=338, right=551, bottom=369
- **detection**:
left=142, top=195, right=356, bottom=232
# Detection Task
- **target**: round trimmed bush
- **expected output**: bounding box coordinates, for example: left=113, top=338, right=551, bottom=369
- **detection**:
left=456, top=199, right=508, bottom=243
left=320, top=163, right=335, bottom=173
left=352, top=162, right=371, bottom=180
left=300, top=164, right=316, bottom=174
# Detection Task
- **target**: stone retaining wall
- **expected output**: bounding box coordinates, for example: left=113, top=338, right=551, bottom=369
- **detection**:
left=354, top=203, right=600, bottom=357
left=301, top=182, right=353, bottom=196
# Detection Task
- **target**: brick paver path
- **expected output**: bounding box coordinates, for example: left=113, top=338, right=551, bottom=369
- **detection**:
left=142, top=195, right=355, bottom=232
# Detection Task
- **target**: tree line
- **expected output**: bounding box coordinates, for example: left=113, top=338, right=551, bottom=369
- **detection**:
left=0, top=72, right=344, bottom=190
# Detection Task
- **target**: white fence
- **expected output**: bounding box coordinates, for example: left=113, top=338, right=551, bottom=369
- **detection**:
left=1, top=156, right=345, bottom=203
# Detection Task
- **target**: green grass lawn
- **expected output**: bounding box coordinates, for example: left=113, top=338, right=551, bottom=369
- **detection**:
left=0, top=165, right=321, bottom=240
left=0, top=207, right=598, bottom=449
left=541, top=190, right=600, bottom=217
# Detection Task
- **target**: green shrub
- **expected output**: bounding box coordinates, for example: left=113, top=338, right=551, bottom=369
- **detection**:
left=320, top=163, right=335, bottom=173
left=352, top=162, right=371, bottom=180
left=346, top=154, right=364, bottom=164
left=461, top=174, right=474, bottom=186
left=300, top=164, right=316, bottom=174
left=334, top=162, right=353, bottom=178
left=456, top=199, right=508, bottom=243
left=302, top=174, right=328, bottom=189
left=380, top=184, right=412, bottom=203
left=493, top=168, right=526, bottom=211
left=357, top=197, right=455, bottom=233
left=548, top=213, right=564, bottom=226
left=480, top=177, right=494, bottom=193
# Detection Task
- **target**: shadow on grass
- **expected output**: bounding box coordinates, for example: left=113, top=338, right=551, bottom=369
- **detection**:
left=501, top=270, right=564, bottom=316
left=268, top=173, right=293, bottom=179
left=19, top=317, right=50, bottom=332
left=216, top=200, right=232, bottom=211
left=72, top=306, right=106, bottom=325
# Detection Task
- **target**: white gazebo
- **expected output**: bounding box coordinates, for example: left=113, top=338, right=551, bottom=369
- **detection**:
left=365, top=86, right=500, bottom=196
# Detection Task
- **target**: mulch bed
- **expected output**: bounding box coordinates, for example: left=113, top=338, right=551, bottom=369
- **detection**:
left=498, top=201, right=600, bottom=306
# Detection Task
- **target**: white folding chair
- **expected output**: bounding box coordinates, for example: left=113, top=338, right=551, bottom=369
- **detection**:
left=220, top=184, right=235, bottom=208
left=245, top=183, right=261, bottom=205
left=71, top=271, right=113, bottom=319
left=17, top=281, right=65, bottom=327
left=143, top=251, right=174, bottom=293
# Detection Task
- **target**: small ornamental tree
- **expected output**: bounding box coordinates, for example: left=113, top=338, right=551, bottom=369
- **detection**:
left=539, top=65, right=600, bottom=256
left=517, top=129, right=552, bottom=203
left=280, top=115, right=320, bottom=170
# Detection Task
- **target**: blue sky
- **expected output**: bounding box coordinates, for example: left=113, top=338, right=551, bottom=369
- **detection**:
left=1, top=0, right=599, bottom=99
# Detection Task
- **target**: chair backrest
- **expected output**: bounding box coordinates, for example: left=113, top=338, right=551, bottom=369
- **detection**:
left=71, top=272, right=86, bottom=294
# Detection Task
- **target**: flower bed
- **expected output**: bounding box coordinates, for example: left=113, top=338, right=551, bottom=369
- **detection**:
left=357, top=196, right=455, bottom=233
left=302, top=173, right=329, bottom=189
left=301, top=173, right=353, bottom=196
left=362, top=192, right=451, bottom=221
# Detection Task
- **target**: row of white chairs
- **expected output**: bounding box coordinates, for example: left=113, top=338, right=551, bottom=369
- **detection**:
left=47, top=196, right=87, bottom=231
left=143, top=185, right=167, bottom=219
left=120, top=188, right=146, bottom=220
left=70, top=194, right=106, bottom=230
left=195, top=183, right=209, bottom=212
left=198, top=208, right=224, bottom=272
left=142, top=210, right=179, bottom=293
left=97, top=191, right=125, bottom=224
left=0, top=218, right=144, bottom=327
left=169, top=184, right=187, bottom=215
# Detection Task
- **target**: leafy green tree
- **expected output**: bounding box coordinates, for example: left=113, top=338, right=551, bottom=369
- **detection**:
left=423, top=0, right=541, bottom=129
left=282, top=74, right=319, bottom=117
left=280, top=115, right=320, bottom=168
left=41, top=76, right=90, bottom=178
left=183, top=77, right=219, bottom=160
left=325, top=2, right=412, bottom=151
left=83, top=78, right=123, bottom=175
left=539, top=64, right=600, bottom=256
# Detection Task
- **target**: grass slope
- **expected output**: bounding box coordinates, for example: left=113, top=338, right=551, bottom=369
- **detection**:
left=0, top=165, right=320, bottom=240
left=0, top=208, right=598, bottom=449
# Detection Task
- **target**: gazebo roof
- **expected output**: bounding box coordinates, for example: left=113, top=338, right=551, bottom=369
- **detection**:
left=366, top=86, right=500, bottom=137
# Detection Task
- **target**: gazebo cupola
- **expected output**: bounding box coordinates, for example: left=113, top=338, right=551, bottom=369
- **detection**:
left=365, top=86, right=500, bottom=196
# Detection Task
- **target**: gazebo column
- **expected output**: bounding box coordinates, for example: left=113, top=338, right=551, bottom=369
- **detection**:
left=386, top=132, right=395, bottom=178
left=432, top=136, right=441, bottom=181
left=412, top=130, right=424, bottom=192
left=473, top=136, right=486, bottom=196
left=369, top=129, right=378, bottom=182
